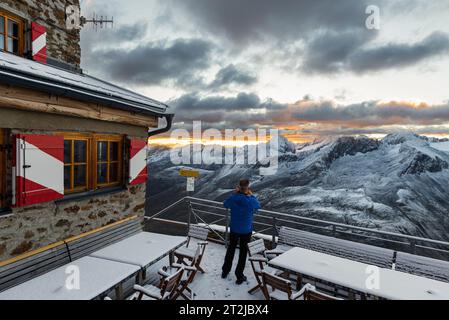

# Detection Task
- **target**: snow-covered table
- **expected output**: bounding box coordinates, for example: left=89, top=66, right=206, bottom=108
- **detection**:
left=268, top=247, right=449, bottom=300
left=89, top=232, right=187, bottom=281
left=0, top=256, right=140, bottom=300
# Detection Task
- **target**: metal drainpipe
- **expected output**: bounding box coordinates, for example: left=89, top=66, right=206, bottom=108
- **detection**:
left=147, top=114, right=174, bottom=140
left=144, top=113, right=174, bottom=230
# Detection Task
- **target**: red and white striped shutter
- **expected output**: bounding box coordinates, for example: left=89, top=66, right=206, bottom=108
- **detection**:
left=31, top=22, right=47, bottom=64
left=12, top=134, right=64, bottom=207
left=129, top=139, right=148, bottom=185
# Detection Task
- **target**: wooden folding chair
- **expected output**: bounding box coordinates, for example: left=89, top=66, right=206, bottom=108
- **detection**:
left=159, top=246, right=201, bottom=300
left=261, top=272, right=342, bottom=301
left=133, top=267, right=184, bottom=300
left=173, top=225, right=209, bottom=273
left=303, top=286, right=342, bottom=300
left=247, top=239, right=287, bottom=295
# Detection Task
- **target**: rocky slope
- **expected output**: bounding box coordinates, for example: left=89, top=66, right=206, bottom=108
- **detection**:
left=147, top=132, right=449, bottom=241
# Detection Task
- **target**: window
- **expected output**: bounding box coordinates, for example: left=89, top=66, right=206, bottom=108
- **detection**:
left=0, top=11, right=23, bottom=56
left=64, top=135, right=90, bottom=194
left=62, top=133, right=123, bottom=194
left=94, top=136, right=123, bottom=188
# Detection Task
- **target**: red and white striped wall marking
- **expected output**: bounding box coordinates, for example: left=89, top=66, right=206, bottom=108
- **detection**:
left=31, top=22, right=47, bottom=64
left=13, top=135, right=64, bottom=207
left=129, top=139, right=148, bottom=185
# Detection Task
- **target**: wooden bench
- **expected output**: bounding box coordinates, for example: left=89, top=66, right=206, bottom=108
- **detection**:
left=0, top=241, right=71, bottom=293
left=0, top=215, right=142, bottom=294
left=277, top=226, right=395, bottom=268
left=65, top=216, right=142, bottom=262
left=395, top=252, right=449, bottom=283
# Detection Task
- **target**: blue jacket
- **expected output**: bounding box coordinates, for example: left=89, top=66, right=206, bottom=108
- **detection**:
left=224, top=192, right=261, bottom=234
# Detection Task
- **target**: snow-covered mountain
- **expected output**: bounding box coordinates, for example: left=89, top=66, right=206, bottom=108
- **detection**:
left=147, top=132, right=449, bottom=241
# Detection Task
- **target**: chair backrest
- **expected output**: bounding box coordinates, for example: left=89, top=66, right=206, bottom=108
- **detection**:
left=278, top=226, right=395, bottom=268
left=0, top=242, right=70, bottom=292
left=262, top=270, right=292, bottom=299
left=248, top=239, right=266, bottom=257
left=305, top=287, right=341, bottom=300
left=395, top=252, right=449, bottom=283
left=65, top=216, right=142, bottom=261
left=161, top=267, right=184, bottom=299
left=188, top=225, right=209, bottom=241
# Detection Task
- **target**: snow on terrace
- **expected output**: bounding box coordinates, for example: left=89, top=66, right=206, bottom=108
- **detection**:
left=145, top=242, right=264, bottom=300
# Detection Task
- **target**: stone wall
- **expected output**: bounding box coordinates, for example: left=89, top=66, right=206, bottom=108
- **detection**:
left=0, top=0, right=81, bottom=66
left=0, top=184, right=146, bottom=260
left=0, top=108, right=149, bottom=262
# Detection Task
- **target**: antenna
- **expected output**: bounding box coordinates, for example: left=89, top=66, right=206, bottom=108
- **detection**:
left=80, top=13, right=114, bottom=31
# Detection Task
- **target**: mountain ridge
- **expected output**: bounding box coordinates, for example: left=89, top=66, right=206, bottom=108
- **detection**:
left=147, top=132, right=449, bottom=241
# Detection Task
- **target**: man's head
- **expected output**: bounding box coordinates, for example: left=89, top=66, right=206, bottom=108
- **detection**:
left=239, top=179, right=250, bottom=193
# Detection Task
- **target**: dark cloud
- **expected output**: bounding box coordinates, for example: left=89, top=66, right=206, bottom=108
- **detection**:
left=349, top=32, right=449, bottom=73
left=302, top=29, right=375, bottom=74
left=169, top=92, right=449, bottom=129
left=290, top=100, right=449, bottom=127
left=209, top=64, right=257, bottom=89
left=171, top=92, right=263, bottom=113
left=303, top=31, right=449, bottom=74
left=81, top=21, right=148, bottom=53
left=172, top=0, right=371, bottom=45
left=86, top=38, right=213, bottom=86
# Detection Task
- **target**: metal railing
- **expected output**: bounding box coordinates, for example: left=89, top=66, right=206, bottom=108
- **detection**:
left=144, top=196, right=449, bottom=260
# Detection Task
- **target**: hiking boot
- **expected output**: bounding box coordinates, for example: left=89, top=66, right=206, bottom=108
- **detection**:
left=236, top=275, right=247, bottom=285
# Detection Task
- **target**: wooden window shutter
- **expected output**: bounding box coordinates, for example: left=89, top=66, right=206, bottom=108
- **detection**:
left=128, top=139, right=148, bottom=185
left=31, top=22, right=47, bottom=63
left=13, top=134, right=64, bottom=207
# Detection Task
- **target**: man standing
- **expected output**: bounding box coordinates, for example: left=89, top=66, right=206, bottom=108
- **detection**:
left=221, top=179, right=261, bottom=284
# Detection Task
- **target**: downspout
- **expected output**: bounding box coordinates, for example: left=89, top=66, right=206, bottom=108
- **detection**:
left=147, top=113, right=174, bottom=140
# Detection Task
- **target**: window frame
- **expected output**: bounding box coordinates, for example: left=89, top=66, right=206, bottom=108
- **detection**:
left=63, top=133, right=91, bottom=194
left=93, top=134, right=124, bottom=189
left=0, top=10, right=24, bottom=56
left=61, top=132, right=125, bottom=195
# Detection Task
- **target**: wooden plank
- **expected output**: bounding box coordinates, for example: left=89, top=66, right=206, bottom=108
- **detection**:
left=0, top=84, right=158, bottom=128
left=64, top=215, right=139, bottom=243
left=0, top=241, right=66, bottom=268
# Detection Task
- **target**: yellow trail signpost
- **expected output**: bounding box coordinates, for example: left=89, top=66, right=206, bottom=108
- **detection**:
left=179, top=169, right=200, bottom=192
left=179, top=169, right=200, bottom=178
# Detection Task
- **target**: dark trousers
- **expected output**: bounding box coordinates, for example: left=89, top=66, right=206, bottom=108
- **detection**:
left=222, top=232, right=252, bottom=278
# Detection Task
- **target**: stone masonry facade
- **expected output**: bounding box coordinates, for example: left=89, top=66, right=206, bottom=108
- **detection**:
left=0, top=184, right=146, bottom=260
left=0, top=0, right=81, bottom=66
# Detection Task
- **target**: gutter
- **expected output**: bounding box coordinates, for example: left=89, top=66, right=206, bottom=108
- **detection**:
left=148, top=114, right=174, bottom=139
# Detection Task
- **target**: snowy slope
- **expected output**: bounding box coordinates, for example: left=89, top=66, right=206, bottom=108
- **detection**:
left=147, top=133, right=449, bottom=241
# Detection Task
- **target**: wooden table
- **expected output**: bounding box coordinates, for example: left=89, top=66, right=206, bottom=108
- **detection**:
left=268, top=247, right=449, bottom=300
left=89, top=232, right=187, bottom=282
left=0, top=256, right=140, bottom=300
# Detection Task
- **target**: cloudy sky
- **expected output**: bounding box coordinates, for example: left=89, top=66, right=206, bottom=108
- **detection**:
left=80, top=0, right=449, bottom=142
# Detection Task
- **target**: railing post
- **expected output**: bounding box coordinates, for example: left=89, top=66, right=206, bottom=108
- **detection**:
left=187, top=200, right=192, bottom=232
left=272, top=216, right=277, bottom=248
left=410, top=240, right=416, bottom=255
left=225, top=208, right=230, bottom=248
left=332, top=225, right=337, bottom=237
